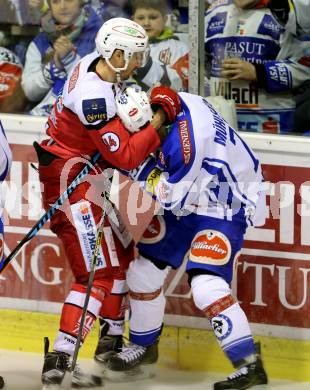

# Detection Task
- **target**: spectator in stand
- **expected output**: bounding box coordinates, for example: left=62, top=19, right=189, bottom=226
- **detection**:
left=131, top=0, right=189, bottom=92
left=234, top=0, right=310, bottom=35
left=0, top=47, right=27, bottom=113
left=205, top=0, right=310, bottom=133
left=22, top=0, right=102, bottom=116
left=28, top=0, right=49, bottom=23
left=91, top=0, right=130, bottom=22
left=232, top=0, right=310, bottom=135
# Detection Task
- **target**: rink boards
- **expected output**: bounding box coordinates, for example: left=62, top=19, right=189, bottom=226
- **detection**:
left=0, top=114, right=310, bottom=381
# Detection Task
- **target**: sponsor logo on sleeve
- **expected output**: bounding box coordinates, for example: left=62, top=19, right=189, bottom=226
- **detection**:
left=267, top=62, right=292, bottom=89
left=190, top=230, right=231, bottom=265
left=102, top=132, right=120, bottom=152
left=82, top=98, right=107, bottom=123
left=178, top=120, right=192, bottom=165
left=68, top=63, right=80, bottom=93
left=257, top=14, right=282, bottom=40
left=206, top=12, right=227, bottom=37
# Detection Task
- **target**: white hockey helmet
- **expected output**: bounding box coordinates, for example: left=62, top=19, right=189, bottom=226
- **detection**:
left=116, top=86, right=153, bottom=133
left=95, top=17, right=149, bottom=73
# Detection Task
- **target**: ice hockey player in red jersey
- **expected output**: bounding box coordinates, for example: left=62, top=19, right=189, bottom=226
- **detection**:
left=36, top=17, right=181, bottom=389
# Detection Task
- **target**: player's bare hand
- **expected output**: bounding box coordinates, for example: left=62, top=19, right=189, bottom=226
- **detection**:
left=53, top=35, right=75, bottom=66
left=221, top=58, right=257, bottom=81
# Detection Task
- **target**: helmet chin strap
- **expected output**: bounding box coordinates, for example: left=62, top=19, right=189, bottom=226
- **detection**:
left=105, top=57, right=129, bottom=83
left=116, top=71, right=122, bottom=83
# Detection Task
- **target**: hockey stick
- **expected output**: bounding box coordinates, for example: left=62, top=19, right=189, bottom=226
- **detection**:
left=62, top=179, right=111, bottom=387
left=0, top=151, right=101, bottom=273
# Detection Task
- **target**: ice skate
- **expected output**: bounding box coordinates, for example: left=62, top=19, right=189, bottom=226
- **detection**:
left=94, top=320, right=123, bottom=367
left=104, top=340, right=158, bottom=382
left=41, top=338, right=102, bottom=389
left=213, top=342, right=268, bottom=390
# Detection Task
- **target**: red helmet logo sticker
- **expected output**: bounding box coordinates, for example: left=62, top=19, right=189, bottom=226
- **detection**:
left=190, top=230, right=231, bottom=265
left=140, top=215, right=166, bottom=244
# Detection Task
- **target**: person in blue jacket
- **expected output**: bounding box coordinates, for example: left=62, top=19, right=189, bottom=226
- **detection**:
left=22, top=0, right=102, bottom=116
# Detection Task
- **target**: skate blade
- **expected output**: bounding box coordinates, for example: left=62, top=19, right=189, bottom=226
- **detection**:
left=60, top=371, right=72, bottom=389
left=93, top=351, right=117, bottom=374
left=41, top=373, right=72, bottom=390
left=93, top=359, right=108, bottom=376
left=230, top=385, right=268, bottom=390
left=42, top=384, right=61, bottom=390
left=104, top=363, right=156, bottom=382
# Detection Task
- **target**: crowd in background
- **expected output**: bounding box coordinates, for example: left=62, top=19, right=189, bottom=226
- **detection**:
left=0, top=0, right=309, bottom=134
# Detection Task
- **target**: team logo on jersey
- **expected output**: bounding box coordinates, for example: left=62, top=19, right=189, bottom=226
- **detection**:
left=211, top=314, right=233, bottom=341
left=178, top=120, right=192, bottom=165
left=190, top=230, right=231, bottom=265
left=82, top=98, right=107, bottom=123
left=74, top=313, right=96, bottom=339
left=68, top=63, right=80, bottom=93
left=102, top=132, right=120, bottom=152
left=159, top=48, right=171, bottom=65
left=140, top=215, right=166, bottom=244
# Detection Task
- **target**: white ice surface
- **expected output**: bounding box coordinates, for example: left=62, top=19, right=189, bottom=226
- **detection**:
left=0, top=349, right=309, bottom=390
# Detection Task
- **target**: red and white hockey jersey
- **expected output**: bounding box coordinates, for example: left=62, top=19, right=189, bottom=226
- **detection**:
left=42, top=50, right=160, bottom=170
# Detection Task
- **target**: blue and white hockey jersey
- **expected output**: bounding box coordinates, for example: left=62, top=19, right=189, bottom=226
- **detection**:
left=129, top=92, right=266, bottom=227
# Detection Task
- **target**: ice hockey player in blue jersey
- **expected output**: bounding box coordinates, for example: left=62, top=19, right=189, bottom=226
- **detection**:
left=104, top=86, right=268, bottom=390
left=0, top=120, right=12, bottom=390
